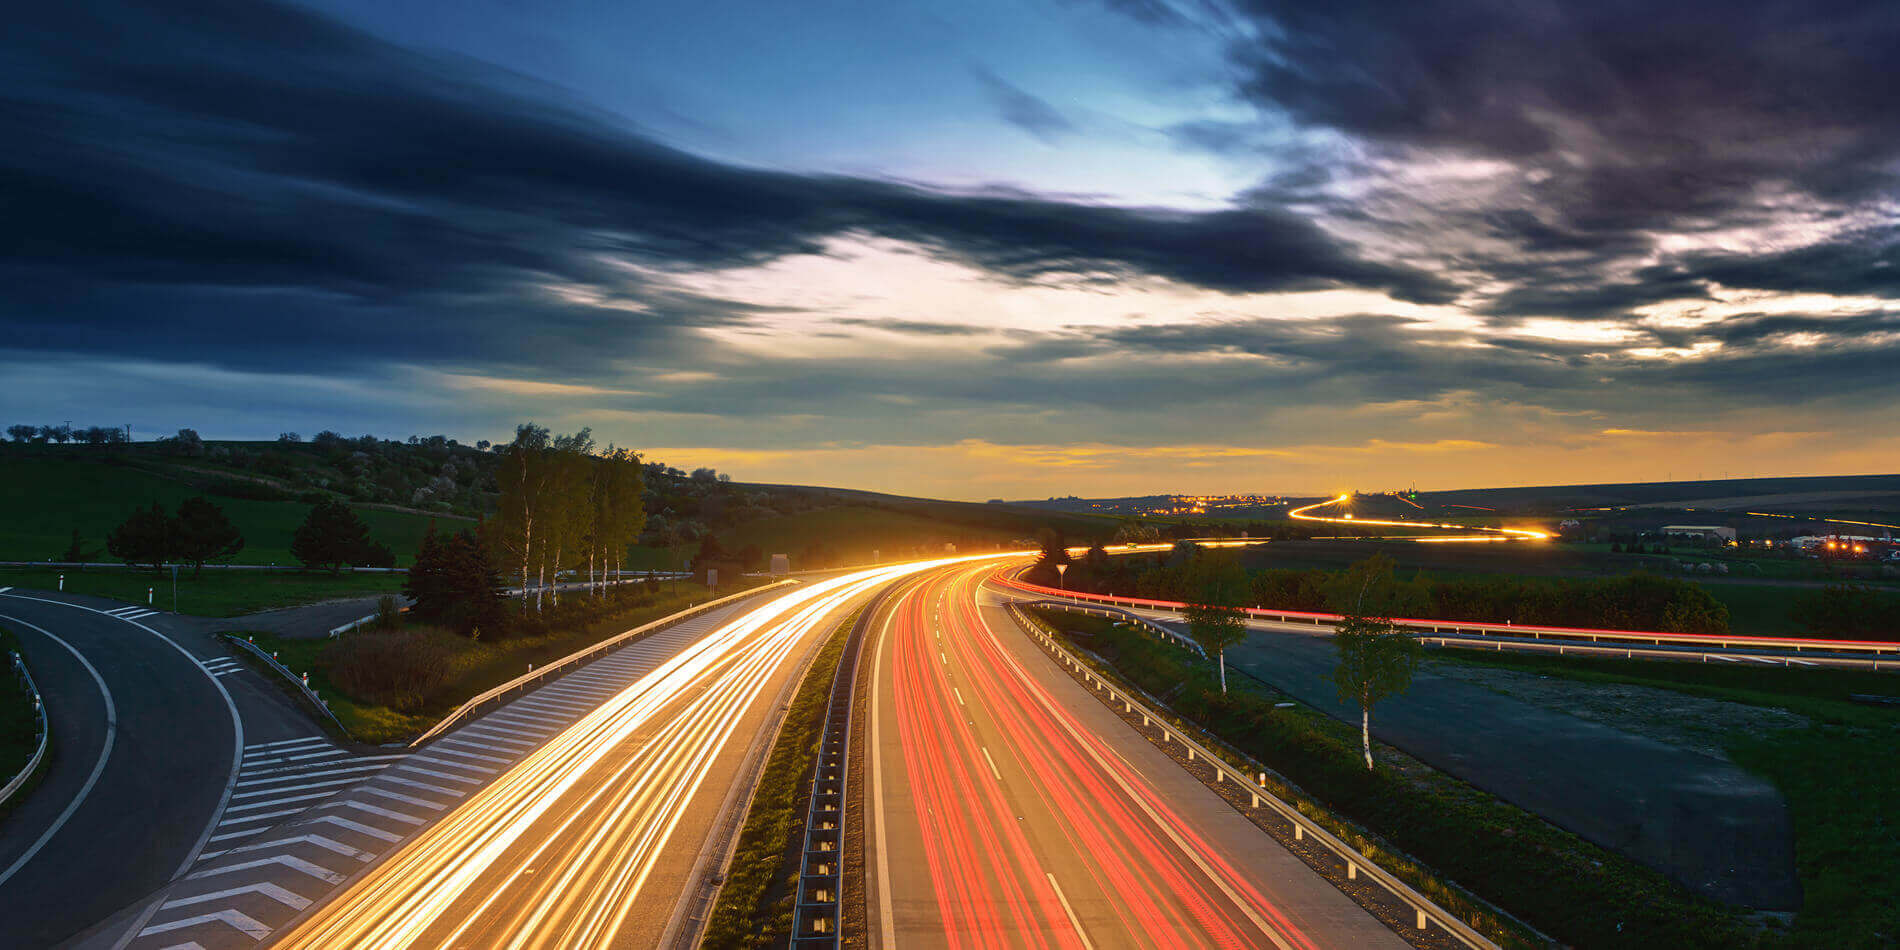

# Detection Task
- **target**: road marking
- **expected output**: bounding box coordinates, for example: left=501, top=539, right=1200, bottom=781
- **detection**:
left=222, top=792, right=338, bottom=814
left=236, top=762, right=392, bottom=787
left=232, top=776, right=374, bottom=800
left=380, top=774, right=467, bottom=798
left=954, top=687, right=965, bottom=706
left=161, top=881, right=310, bottom=911
left=309, top=814, right=402, bottom=843
left=207, top=828, right=264, bottom=844
left=360, top=785, right=446, bottom=811
left=244, top=737, right=328, bottom=752
left=1046, top=873, right=1095, bottom=950
left=428, top=741, right=512, bottom=764
left=396, top=763, right=483, bottom=784
left=414, top=755, right=497, bottom=775
left=216, top=807, right=306, bottom=827
left=222, top=834, right=372, bottom=863
left=186, top=854, right=343, bottom=885
left=981, top=746, right=1002, bottom=781
left=331, top=799, right=424, bottom=825
left=136, top=910, right=271, bottom=940
left=0, top=612, right=118, bottom=890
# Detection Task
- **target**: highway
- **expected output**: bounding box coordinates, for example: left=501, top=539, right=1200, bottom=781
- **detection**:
left=865, top=563, right=1406, bottom=949
left=269, top=555, right=1009, bottom=949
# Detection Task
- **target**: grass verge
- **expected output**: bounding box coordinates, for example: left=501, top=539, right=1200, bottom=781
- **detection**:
left=0, top=566, right=405, bottom=617
left=1433, top=648, right=1900, bottom=949
left=700, top=606, right=862, bottom=949
left=231, top=582, right=726, bottom=744
left=1028, top=606, right=1769, bottom=949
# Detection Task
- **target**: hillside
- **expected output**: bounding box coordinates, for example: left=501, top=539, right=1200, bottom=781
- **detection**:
left=0, top=435, right=1112, bottom=570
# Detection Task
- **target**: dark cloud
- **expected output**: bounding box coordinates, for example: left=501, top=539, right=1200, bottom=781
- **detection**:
left=971, top=67, right=1077, bottom=144
left=0, top=0, right=1450, bottom=380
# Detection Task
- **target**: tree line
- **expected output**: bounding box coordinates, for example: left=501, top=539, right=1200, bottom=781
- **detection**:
left=6, top=423, right=130, bottom=444
left=495, top=424, right=647, bottom=610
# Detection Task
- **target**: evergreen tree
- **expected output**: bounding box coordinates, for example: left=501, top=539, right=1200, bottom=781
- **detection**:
left=107, top=502, right=176, bottom=570
left=291, top=499, right=386, bottom=573
left=404, top=522, right=448, bottom=616
left=174, top=496, right=245, bottom=576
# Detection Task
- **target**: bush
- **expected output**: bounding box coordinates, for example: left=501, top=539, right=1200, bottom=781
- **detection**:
left=322, top=630, right=453, bottom=711
left=374, top=594, right=403, bottom=631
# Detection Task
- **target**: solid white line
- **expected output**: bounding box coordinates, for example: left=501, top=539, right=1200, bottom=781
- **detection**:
left=0, top=613, right=117, bottom=890
left=137, top=909, right=271, bottom=939
left=161, top=881, right=310, bottom=911
left=954, top=687, right=965, bottom=706
left=1046, top=872, right=1096, bottom=950
left=186, top=854, right=343, bottom=885
left=869, top=600, right=899, bottom=950
left=981, top=746, right=1003, bottom=782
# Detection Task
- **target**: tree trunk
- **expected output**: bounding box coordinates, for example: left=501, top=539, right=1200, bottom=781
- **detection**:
left=550, top=542, right=562, bottom=608
left=1360, top=699, right=1373, bottom=771
left=1218, top=650, right=1228, bottom=694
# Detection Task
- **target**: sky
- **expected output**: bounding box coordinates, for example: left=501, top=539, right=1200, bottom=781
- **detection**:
left=4, top=0, right=1899, bottom=499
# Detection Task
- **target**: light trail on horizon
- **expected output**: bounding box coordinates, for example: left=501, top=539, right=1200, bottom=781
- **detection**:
left=274, top=552, right=1030, bottom=950
left=1288, top=494, right=1550, bottom=541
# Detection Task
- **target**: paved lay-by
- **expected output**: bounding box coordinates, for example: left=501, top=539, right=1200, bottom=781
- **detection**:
left=117, top=600, right=761, bottom=950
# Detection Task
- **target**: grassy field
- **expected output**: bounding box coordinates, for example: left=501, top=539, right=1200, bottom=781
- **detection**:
left=232, top=582, right=723, bottom=744
left=701, top=606, right=859, bottom=949
left=1431, top=649, right=1900, bottom=949
left=0, top=457, right=442, bottom=564
left=0, top=627, right=44, bottom=796
left=0, top=566, right=405, bottom=617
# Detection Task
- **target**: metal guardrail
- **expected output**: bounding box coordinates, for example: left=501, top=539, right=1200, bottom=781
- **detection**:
left=409, top=580, right=800, bottom=748
left=0, top=651, right=49, bottom=808
left=999, top=576, right=1900, bottom=659
left=226, top=635, right=349, bottom=734
left=1007, top=603, right=1502, bottom=950
left=789, top=590, right=886, bottom=948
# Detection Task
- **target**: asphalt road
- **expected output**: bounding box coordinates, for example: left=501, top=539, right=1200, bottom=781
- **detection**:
left=1186, top=614, right=1801, bottom=909
left=0, top=590, right=241, bottom=947
left=866, top=565, right=1407, bottom=949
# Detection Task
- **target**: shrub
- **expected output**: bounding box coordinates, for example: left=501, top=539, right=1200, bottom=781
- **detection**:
left=322, top=630, right=453, bottom=711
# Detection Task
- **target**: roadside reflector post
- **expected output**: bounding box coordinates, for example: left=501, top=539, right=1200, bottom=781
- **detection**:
left=1418, top=908, right=1429, bottom=930
left=1295, top=824, right=1303, bottom=841
left=1347, top=862, right=1357, bottom=880
left=148, top=588, right=154, bottom=604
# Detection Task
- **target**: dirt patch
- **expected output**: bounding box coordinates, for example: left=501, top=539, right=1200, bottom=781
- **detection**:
left=1432, top=662, right=1807, bottom=760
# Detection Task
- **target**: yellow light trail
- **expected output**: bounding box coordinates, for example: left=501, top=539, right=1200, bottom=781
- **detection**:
left=1287, top=494, right=1551, bottom=541
left=275, top=551, right=1029, bottom=950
